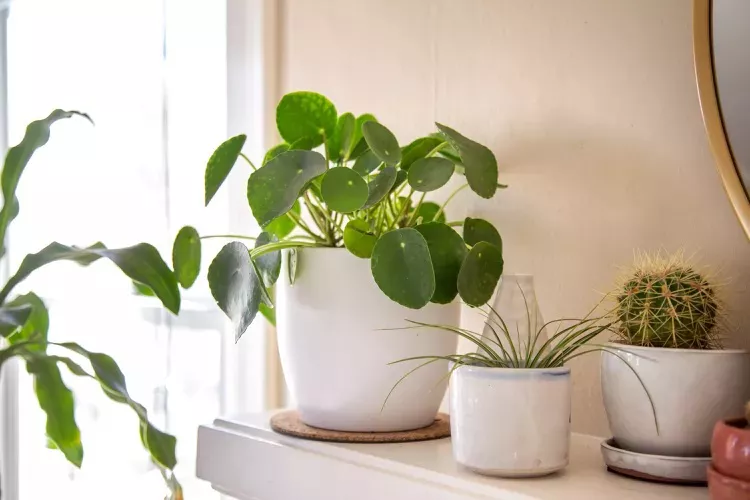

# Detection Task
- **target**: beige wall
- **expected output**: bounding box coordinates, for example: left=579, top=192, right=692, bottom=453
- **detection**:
left=278, top=0, right=750, bottom=436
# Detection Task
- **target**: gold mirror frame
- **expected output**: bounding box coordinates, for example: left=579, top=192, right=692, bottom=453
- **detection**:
left=693, top=0, right=750, bottom=239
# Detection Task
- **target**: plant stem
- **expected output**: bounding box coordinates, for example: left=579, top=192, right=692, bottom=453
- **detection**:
left=286, top=210, right=326, bottom=243
left=446, top=221, right=464, bottom=227
left=406, top=192, right=426, bottom=227
left=434, top=183, right=469, bottom=222
left=200, top=234, right=256, bottom=241
left=375, top=204, right=387, bottom=237
left=389, top=188, right=414, bottom=230
left=239, top=152, right=257, bottom=171
left=425, top=141, right=448, bottom=158
left=249, top=240, right=321, bottom=259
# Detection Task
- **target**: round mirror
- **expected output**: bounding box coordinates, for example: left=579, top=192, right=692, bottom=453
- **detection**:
left=694, top=0, right=750, bottom=239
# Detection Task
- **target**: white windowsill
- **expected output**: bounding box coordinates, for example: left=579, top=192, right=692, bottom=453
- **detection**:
left=196, top=411, right=706, bottom=500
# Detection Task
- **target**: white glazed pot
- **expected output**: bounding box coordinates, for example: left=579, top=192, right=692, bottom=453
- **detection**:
left=277, top=248, right=460, bottom=432
left=450, top=365, right=571, bottom=477
left=601, top=343, right=750, bottom=457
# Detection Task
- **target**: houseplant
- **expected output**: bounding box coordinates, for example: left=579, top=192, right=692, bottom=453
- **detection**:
left=386, top=294, right=624, bottom=477
left=0, top=111, right=184, bottom=499
left=708, top=402, right=750, bottom=499
left=176, top=91, right=506, bottom=431
left=601, top=252, right=750, bottom=457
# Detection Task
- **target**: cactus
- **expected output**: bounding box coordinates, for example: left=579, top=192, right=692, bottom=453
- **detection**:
left=613, top=252, right=722, bottom=349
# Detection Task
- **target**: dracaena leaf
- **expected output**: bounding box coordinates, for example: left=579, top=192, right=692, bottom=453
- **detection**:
left=0, top=110, right=91, bottom=258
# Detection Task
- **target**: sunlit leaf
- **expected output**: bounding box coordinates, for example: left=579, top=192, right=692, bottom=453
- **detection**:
left=327, top=112, right=355, bottom=162
left=263, top=200, right=300, bottom=239
left=344, top=219, right=377, bottom=258
left=276, top=91, right=337, bottom=148
left=172, top=226, right=201, bottom=289
left=205, top=134, right=247, bottom=206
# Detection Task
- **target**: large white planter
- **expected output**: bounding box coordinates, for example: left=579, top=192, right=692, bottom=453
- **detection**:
left=601, top=343, right=750, bottom=457
left=450, top=365, right=571, bottom=477
left=277, top=248, right=460, bottom=432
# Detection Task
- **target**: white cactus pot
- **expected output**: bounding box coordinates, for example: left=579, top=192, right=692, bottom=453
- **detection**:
left=277, top=247, right=460, bottom=432
left=601, top=343, right=750, bottom=457
left=450, top=365, right=571, bottom=477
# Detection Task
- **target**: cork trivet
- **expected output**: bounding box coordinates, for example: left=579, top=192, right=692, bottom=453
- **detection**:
left=270, top=410, right=451, bottom=443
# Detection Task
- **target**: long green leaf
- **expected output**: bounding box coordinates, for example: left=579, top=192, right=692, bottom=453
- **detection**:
left=55, top=343, right=178, bottom=469
left=5, top=293, right=48, bottom=350
left=27, top=356, right=83, bottom=467
left=0, top=110, right=91, bottom=257
left=0, top=303, right=33, bottom=338
left=204, top=134, right=247, bottom=206
left=0, top=242, right=180, bottom=314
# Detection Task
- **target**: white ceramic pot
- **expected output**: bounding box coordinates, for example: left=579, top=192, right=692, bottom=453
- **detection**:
left=277, top=248, right=460, bottom=432
left=601, top=343, right=750, bottom=457
left=450, top=365, right=571, bottom=477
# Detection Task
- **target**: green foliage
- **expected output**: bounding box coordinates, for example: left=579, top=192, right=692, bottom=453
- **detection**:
left=436, top=123, right=498, bottom=199
left=612, top=252, right=721, bottom=349
left=458, top=242, right=504, bottom=306
left=0, top=112, right=183, bottom=499
left=187, top=91, right=508, bottom=340
left=371, top=228, right=435, bottom=309
left=321, top=167, right=368, bottom=212
left=275, top=91, right=337, bottom=148
left=247, top=150, right=327, bottom=227
left=204, top=134, right=247, bottom=206
left=207, top=241, right=262, bottom=342
left=343, top=219, right=376, bottom=258
left=408, top=157, right=454, bottom=192
left=384, top=298, right=658, bottom=432
left=463, top=217, right=502, bottom=249
left=172, top=226, right=201, bottom=289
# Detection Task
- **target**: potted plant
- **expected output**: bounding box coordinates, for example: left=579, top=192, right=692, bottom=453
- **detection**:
left=386, top=296, right=618, bottom=477
left=0, top=111, right=184, bottom=499
left=601, top=252, right=750, bottom=458
left=708, top=401, right=750, bottom=499
left=175, top=91, right=506, bottom=432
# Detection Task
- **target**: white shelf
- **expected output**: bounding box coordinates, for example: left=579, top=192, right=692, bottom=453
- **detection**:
left=196, top=411, right=707, bottom=500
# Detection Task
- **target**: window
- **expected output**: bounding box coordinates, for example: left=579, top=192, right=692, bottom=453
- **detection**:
left=1, top=1, right=269, bottom=498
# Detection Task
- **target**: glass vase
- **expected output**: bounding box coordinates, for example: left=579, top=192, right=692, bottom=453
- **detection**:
left=480, top=274, right=548, bottom=365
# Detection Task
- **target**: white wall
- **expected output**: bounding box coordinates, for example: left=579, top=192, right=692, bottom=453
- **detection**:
left=278, top=0, right=750, bottom=436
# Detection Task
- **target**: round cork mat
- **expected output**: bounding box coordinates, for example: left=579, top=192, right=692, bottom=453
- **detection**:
left=270, top=410, right=451, bottom=443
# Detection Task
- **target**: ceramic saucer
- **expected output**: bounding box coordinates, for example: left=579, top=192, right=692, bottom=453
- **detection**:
left=601, top=438, right=710, bottom=485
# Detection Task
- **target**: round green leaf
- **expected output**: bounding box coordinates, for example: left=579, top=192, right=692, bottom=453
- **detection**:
left=463, top=217, right=502, bottom=250
left=371, top=228, right=435, bottom=309
left=276, top=91, right=337, bottom=148
left=208, top=241, right=262, bottom=341
left=401, top=136, right=443, bottom=171
left=363, top=121, right=401, bottom=166
left=254, top=232, right=281, bottom=287
left=205, top=134, right=247, bottom=206
left=320, top=167, right=368, bottom=213
left=352, top=150, right=382, bottom=176
left=407, top=157, right=455, bottom=192
left=172, top=226, right=201, bottom=289
left=247, top=150, right=327, bottom=227
left=344, top=219, right=377, bottom=258
left=263, top=143, right=290, bottom=166
left=327, top=112, right=355, bottom=162
left=457, top=241, right=504, bottom=307
left=263, top=200, right=300, bottom=239
left=363, top=166, right=398, bottom=209
left=412, top=201, right=446, bottom=224
left=415, top=222, right=468, bottom=304
left=436, top=123, right=498, bottom=199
